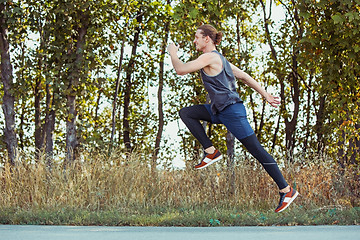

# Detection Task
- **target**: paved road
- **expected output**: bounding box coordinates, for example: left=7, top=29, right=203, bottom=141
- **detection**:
left=0, top=225, right=359, bottom=240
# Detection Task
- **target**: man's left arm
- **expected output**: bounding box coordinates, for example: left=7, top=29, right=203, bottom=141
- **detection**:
left=230, top=63, right=280, bottom=107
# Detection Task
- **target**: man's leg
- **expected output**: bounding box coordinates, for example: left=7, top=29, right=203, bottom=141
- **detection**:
left=239, top=134, right=288, bottom=189
left=179, top=105, right=213, bottom=149
left=179, top=105, right=222, bottom=169
left=218, top=103, right=298, bottom=212
left=218, top=103, right=288, bottom=189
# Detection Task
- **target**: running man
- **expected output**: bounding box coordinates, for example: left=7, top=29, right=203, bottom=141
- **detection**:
left=167, top=24, right=298, bottom=213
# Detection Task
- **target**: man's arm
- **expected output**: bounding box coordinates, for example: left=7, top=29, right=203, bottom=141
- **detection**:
left=230, top=63, right=280, bottom=107
left=167, top=43, right=212, bottom=75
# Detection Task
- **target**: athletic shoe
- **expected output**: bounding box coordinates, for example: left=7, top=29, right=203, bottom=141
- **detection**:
left=275, top=187, right=299, bottom=213
left=194, top=149, right=222, bottom=170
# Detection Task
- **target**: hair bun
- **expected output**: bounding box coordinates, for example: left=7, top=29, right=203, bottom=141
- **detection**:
left=215, top=32, right=223, bottom=45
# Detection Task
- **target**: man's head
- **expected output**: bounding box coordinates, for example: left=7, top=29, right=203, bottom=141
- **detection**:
left=194, top=24, right=223, bottom=52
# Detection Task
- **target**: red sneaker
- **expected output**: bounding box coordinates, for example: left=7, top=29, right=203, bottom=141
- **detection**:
left=194, top=150, right=222, bottom=170
left=275, top=187, right=299, bottom=213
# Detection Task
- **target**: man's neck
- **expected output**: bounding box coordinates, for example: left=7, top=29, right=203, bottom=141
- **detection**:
left=202, top=45, right=216, bottom=53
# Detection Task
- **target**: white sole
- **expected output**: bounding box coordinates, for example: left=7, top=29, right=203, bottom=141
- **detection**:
left=277, top=191, right=299, bottom=213
left=195, top=155, right=223, bottom=170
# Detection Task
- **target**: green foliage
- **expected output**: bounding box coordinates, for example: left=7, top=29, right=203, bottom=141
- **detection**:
left=298, top=0, right=360, bottom=163
left=1, top=205, right=359, bottom=226
left=0, top=0, right=359, bottom=170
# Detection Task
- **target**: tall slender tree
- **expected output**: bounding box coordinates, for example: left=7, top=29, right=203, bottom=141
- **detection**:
left=152, top=0, right=172, bottom=169
left=123, top=8, right=143, bottom=151
left=0, top=2, right=19, bottom=165
left=109, top=18, right=128, bottom=155
left=65, top=9, right=90, bottom=162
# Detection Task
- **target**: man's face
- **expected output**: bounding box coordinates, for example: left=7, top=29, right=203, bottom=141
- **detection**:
left=193, top=30, right=208, bottom=51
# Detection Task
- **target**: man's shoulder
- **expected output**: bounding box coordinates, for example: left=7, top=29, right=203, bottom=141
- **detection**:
left=193, top=52, right=216, bottom=65
left=199, top=51, right=222, bottom=61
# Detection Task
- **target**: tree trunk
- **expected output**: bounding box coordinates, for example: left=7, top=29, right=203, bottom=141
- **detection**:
left=18, top=42, right=26, bottom=151
left=43, top=83, right=56, bottom=168
left=280, top=72, right=299, bottom=159
left=44, top=109, right=55, bottom=167
left=271, top=112, right=281, bottom=152
left=18, top=98, right=25, bottom=151
left=315, top=95, right=326, bottom=154
left=123, top=10, right=143, bottom=151
left=303, top=75, right=313, bottom=153
left=34, top=57, right=43, bottom=155
left=0, top=3, right=18, bottom=165
left=284, top=53, right=301, bottom=158
left=249, top=94, right=258, bottom=135
left=226, top=130, right=236, bottom=195
left=109, top=21, right=127, bottom=155
left=337, top=129, right=346, bottom=170
left=261, top=0, right=302, bottom=160
left=258, top=96, right=267, bottom=141
left=152, top=16, right=170, bottom=170
left=94, top=89, right=102, bottom=125
left=65, top=15, right=89, bottom=163
left=66, top=95, right=77, bottom=162
left=350, top=123, right=360, bottom=164
left=261, top=0, right=286, bottom=155
left=284, top=6, right=303, bottom=158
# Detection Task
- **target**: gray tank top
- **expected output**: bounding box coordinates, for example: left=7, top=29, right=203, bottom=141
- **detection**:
left=200, top=50, right=242, bottom=114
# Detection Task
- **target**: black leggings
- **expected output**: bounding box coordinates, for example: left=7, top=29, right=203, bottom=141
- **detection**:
left=179, top=105, right=288, bottom=189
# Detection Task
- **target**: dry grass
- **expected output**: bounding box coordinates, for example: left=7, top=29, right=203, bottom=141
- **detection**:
left=0, top=149, right=359, bottom=214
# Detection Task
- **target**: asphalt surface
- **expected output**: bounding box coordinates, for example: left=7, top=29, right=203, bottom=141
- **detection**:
left=0, top=225, right=359, bottom=240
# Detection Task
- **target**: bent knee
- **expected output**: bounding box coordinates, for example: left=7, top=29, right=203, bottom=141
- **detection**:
left=179, top=107, right=188, bottom=119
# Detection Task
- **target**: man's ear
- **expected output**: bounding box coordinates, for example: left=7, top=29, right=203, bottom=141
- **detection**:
left=205, top=36, right=210, bottom=43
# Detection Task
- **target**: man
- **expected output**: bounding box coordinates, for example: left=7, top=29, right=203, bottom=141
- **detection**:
left=167, top=24, right=298, bottom=213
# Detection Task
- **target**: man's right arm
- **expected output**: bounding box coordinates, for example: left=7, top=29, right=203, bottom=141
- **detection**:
left=167, top=43, right=211, bottom=75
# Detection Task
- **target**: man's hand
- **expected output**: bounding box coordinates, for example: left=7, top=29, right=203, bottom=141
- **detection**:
left=167, top=43, right=179, bottom=55
left=264, top=93, right=281, bottom=108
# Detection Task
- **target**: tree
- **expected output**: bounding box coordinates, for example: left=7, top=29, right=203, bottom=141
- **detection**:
left=38, top=0, right=119, bottom=163
left=260, top=0, right=306, bottom=160
left=109, top=7, right=128, bottom=155
left=65, top=9, right=89, bottom=162
left=0, top=1, right=20, bottom=165
left=152, top=1, right=171, bottom=169
left=223, top=0, right=260, bottom=193
left=122, top=7, right=144, bottom=152
left=298, top=0, right=360, bottom=165
left=25, top=0, right=57, bottom=164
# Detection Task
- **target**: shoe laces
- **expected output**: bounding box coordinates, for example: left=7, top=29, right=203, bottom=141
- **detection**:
left=277, top=192, right=286, bottom=206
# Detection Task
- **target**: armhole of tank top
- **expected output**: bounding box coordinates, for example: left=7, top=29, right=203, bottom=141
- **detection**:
left=212, top=50, right=225, bottom=72
left=201, top=51, right=224, bottom=76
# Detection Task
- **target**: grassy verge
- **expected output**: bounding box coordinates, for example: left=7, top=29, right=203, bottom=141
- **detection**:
left=0, top=206, right=359, bottom=226
left=1, top=150, right=359, bottom=226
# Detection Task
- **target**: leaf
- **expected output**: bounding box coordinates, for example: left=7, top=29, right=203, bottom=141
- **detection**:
left=299, top=12, right=311, bottom=19
left=332, top=14, right=344, bottom=24
left=354, top=45, right=360, bottom=53
left=189, top=8, right=198, bottom=19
